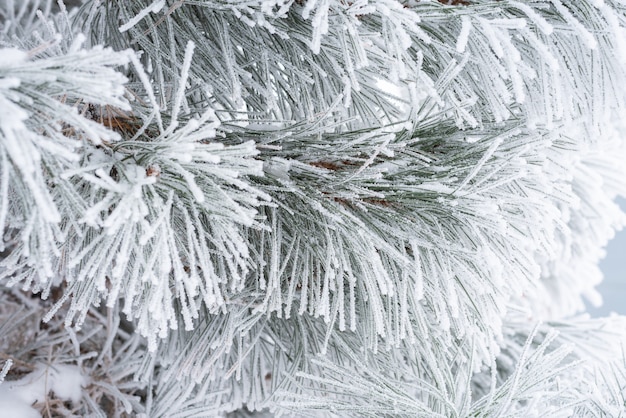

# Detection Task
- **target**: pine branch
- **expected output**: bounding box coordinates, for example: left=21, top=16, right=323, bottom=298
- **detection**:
left=2, top=0, right=626, bottom=416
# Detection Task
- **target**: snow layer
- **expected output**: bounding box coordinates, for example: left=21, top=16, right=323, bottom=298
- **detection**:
left=0, top=364, right=86, bottom=418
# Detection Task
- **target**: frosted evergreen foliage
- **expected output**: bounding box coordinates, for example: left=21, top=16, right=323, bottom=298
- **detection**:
left=1, top=0, right=626, bottom=416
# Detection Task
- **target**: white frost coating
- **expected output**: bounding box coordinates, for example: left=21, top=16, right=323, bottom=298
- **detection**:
left=301, top=0, right=318, bottom=20
left=500, top=34, right=525, bottom=102
left=68, top=33, right=87, bottom=53
left=0, top=48, right=28, bottom=67
left=170, top=41, right=196, bottom=130
left=457, top=16, right=472, bottom=53
left=264, top=157, right=292, bottom=181
left=478, top=18, right=504, bottom=58
left=0, top=360, right=11, bottom=384
left=119, top=0, right=165, bottom=33
left=128, top=52, right=163, bottom=131
left=0, top=364, right=85, bottom=418
left=550, top=0, right=597, bottom=49
left=179, top=165, right=206, bottom=203
left=2, top=0, right=626, bottom=415
left=456, top=137, right=504, bottom=193
left=310, top=0, right=330, bottom=54
left=416, top=182, right=455, bottom=194
left=509, top=1, right=553, bottom=35
left=524, top=30, right=560, bottom=71
left=0, top=92, right=28, bottom=131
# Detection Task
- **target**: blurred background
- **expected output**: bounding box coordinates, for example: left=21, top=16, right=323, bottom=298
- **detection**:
left=589, top=198, right=626, bottom=316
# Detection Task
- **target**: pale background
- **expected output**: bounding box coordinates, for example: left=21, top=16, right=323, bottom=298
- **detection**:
left=589, top=198, right=626, bottom=316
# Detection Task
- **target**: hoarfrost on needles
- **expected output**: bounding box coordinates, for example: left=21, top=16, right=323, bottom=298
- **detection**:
left=2, top=0, right=626, bottom=416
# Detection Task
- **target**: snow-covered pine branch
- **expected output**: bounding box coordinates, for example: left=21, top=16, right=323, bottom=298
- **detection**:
left=1, top=0, right=626, bottom=416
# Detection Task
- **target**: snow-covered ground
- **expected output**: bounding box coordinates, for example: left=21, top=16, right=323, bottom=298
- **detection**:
left=0, top=364, right=85, bottom=418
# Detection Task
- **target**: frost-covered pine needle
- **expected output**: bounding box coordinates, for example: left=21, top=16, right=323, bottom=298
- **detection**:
left=1, top=0, right=626, bottom=416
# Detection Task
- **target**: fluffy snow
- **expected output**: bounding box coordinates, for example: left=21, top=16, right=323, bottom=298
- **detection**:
left=0, top=48, right=28, bottom=67
left=0, top=364, right=86, bottom=418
